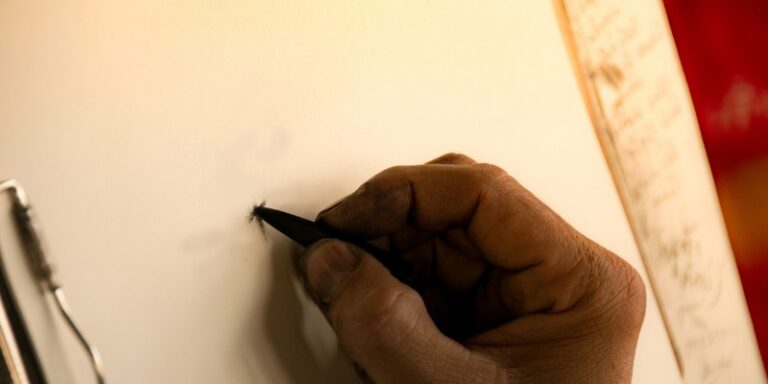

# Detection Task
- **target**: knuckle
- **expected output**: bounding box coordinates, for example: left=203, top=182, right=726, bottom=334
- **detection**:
left=572, top=236, right=646, bottom=332
left=473, top=163, right=516, bottom=193
left=616, top=260, right=646, bottom=316
left=445, top=152, right=472, bottom=161
left=369, top=289, right=420, bottom=338
left=341, top=287, right=422, bottom=351
left=473, top=163, right=510, bottom=186
left=475, top=163, right=507, bottom=178
left=434, top=152, right=475, bottom=164
left=378, top=165, right=409, bottom=179
left=598, top=253, right=647, bottom=328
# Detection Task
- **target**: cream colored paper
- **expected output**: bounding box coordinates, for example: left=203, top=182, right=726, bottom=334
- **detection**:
left=557, top=0, right=766, bottom=382
left=0, top=0, right=691, bottom=382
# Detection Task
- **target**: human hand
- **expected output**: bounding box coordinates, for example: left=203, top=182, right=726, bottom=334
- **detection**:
left=298, top=153, right=646, bottom=383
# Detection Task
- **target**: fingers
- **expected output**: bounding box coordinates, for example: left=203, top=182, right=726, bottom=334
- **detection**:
left=301, top=154, right=647, bottom=384
left=299, top=239, right=496, bottom=384
left=315, top=153, right=645, bottom=331
left=317, top=156, right=579, bottom=272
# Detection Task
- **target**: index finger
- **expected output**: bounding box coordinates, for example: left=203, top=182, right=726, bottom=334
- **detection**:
left=317, top=160, right=582, bottom=271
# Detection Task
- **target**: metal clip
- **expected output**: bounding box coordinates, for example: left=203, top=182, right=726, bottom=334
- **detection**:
left=0, top=179, right=105, bottom=384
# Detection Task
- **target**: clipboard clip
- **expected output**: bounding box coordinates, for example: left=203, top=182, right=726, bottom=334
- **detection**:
left=0, top=179, right=105, bottom=384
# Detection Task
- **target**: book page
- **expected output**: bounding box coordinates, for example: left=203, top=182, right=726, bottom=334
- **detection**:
left=556, top=0, right=766, bottom=382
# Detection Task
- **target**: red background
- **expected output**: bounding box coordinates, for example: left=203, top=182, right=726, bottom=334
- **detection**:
left=665, top=0, right=768, bottom=368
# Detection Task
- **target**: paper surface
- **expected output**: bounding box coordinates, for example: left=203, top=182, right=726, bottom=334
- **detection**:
left=557, top=0, right=766, bottom=382
left=0, top=1, right=680, bottom=382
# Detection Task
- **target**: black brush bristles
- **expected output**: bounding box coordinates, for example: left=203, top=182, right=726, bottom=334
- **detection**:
left=249, top=201, right=268, bottom=236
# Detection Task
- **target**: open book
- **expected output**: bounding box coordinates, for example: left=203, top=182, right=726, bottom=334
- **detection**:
left=0, top=0, right=763, bottom=383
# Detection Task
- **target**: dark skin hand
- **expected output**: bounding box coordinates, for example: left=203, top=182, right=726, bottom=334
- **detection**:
left=298, top=153, right=646, bottom=383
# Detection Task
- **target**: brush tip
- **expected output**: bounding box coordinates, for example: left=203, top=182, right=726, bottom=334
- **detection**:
left=248, top=201, right=267, bottom=223
left=249, top=201, right=268, bottom=236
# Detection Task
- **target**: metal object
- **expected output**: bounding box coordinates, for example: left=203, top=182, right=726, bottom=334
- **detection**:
left=0, top=179, right=105, bottom=384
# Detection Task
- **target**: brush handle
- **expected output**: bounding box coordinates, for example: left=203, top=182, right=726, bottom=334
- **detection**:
left=351, top=240, right=416, bottom=287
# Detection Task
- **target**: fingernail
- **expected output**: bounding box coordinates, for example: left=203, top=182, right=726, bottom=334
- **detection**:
left=317, top=196, right=348, bottom=217
left=300, top=239, right=361, bottom=304
left=317, top=183, right=368, bottom=218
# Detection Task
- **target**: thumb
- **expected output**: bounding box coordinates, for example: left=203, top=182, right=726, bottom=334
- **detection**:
left=299, top=239, right=492, bottom=384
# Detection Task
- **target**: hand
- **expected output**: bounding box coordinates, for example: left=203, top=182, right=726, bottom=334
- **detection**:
left=298, top=153, right=646, bottom=384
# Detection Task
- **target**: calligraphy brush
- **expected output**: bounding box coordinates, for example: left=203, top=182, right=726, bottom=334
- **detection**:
left=250, top=203, right=415, bottom=286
